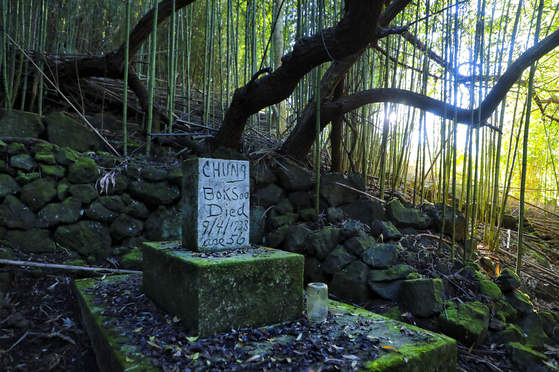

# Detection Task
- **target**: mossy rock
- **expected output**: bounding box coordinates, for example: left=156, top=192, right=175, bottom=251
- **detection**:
left=21, top=177, right=57, bottom=212
left=109, top=214, right=144, bottom=241
left=496, top=268, right=521, bottom=291
left=54, top=220, right=111, bottom=258
left=34, top=153, right=57, bottom=165
left=0, top=110, right=44, bottom=138
left=479, top=279, right=502, bottom=301
left=5, top=229, right=55, bottom=253
left=15, top=171, right=40, bottom=185
left=515, top=311, right=549, bottom=350
left=45, top=112, right=103, bottom=152
left=55, top=147, right=79, bottom=166
left=504, top=290, right=534, bottom=315
left=400, top=279, right=443, bottom=318
left=63, top=259, right=87, bottom=267
left=31, top=142, right=58, bottom=155
left=438, top=301, right=490, bottom=347
left=128, top=180, right=180, bottom=208
left=38, top=163, right=66, bottom=179
left=7, top=142, right=27, bottom=155
left=369, top=265, right=415, bottom=282
left=507, top=342, right=547, bottom=365
left=144, top=206, right=182, bottom=241
left=0, top=195, right=36, bottom=230
left=9, top=153, right=37, bottom=172
left=264, top=225, right=290, bottom=248
left=68, top=157, right=100, bottom=184
left=383, top=307, right=402, bottom=321
left=495, top=299, right=518, bottom=323
left=538, top=311, right=555, bottom=337
left=35, top=197, right=82, bottom=228
left=0, top=174, right=21, bottom=200
left=120, top=248, right=143, bottom=270
left=490, top=324, right=527, bottom=345
left=69, top=184, right=98, bottom=204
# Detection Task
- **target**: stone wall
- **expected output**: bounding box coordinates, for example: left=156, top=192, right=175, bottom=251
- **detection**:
left=0, top=139, right=183, bottom=263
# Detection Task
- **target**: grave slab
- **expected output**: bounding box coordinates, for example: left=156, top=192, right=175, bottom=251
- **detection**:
left=74, top=274, right=457, bottom=372
left=182, top=158, right=250, bottom=252
left=142, top=241, right=304, bottom=336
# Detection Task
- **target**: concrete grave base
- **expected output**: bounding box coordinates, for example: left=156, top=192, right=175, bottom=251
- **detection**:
left=74, top=274, right=457, bottom=372
left=142, top=241, right=304, bottom=336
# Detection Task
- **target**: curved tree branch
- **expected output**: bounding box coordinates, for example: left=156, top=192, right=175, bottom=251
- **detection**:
left=212, top=0, right=389, bottom=149
left=279, top=0, right=413, bottom=158
left=281, top=26, right=559, bottom=161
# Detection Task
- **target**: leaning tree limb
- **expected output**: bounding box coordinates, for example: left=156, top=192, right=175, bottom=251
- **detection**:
left=279, top=0, right=412, bottom=159
left=281, top=21, right=559, bottom=162
left=211, top=0, right=387, bottom=149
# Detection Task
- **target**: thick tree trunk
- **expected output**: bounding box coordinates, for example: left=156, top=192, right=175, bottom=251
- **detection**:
left=211, top=0, right=385, bottom=149
left=330, top=76, right=345, bottom=172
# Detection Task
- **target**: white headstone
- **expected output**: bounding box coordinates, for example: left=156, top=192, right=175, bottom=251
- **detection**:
left=182, top=158, right=250, bottom=252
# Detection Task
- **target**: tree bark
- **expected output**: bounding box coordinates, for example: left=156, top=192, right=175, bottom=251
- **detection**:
left=330, top=76, right=345, bottom=172
left=279, top=0, right=412, bottom=160
left=281, top=18, right=559, bottom=162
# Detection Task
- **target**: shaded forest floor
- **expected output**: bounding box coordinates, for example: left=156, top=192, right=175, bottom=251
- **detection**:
left=2, top=229, right=559, bottom=371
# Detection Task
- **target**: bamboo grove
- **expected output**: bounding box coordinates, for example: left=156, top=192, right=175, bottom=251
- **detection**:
left=2, top=0, right=559, bottom=273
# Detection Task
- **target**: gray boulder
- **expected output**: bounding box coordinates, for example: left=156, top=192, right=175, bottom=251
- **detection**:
left=35, top=197, right=82, bottom=228
left=288, top=191, right=314, bottom=211
left=45, top=112, right=103, bottom=152
left=144, top=206, right=181, bottom=241
left=323, top=245, right=356, bottom=275
left=21, top=178, right=57, bottom=212
left=369, top=280, right=404, bottom=301
left=320, top=173, right=364, bottom=207
left=400, top=278, right=443, bottom=317
left=361, top=243, right=399, bottom=269
left=311, top=227, right=341, bottom=261
left=253, top=184, right=285, bottom=207
left=54, top=221, right=111, bottom=258
left=276, top=159, right=315, bottom=192
left=85, top=200, right=119, bottom=222
left=5, top=229, right=54, bottom=253
left=330, top=261, right=371, bottom=304
left=341, top=199, right=385, bottom=226
left=250, top=160, right=277, bottom=185
left=0, top=110, right=44, bottom=138
left=385, top=200, right=429, bottom=229
left=250, top=206, right=266, bottom=244
left=284, top=224, right=313, bottom=255
left=304, top=257, right=330, bottom=285
left=9, top=154, right=36, bottom=172
left=0, top=174, right=21, bottom=200
left=0, top=195, right=36, bottom=230
left=341, top=219, right=366, bottom=239
left=370, top=220, right=402, bottom=240
left=110, top=214, right=144, bottom=241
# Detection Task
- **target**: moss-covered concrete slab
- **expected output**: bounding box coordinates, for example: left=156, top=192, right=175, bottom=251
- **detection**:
left=75, top=275, right=457, bottom=372
left=142, top=242, right=304, bottom=336
left=73, top=276, right=158, bottom=372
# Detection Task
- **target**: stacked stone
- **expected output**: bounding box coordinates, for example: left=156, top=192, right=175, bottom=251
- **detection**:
left=0, top=140, right=182, bottom=264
